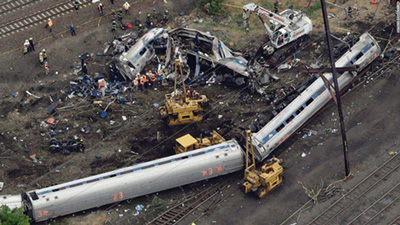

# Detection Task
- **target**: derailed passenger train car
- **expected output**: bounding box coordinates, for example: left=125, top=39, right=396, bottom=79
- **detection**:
left=252, top=32, right=381, bottom=161
left=22, top=140, right=244, bottom=222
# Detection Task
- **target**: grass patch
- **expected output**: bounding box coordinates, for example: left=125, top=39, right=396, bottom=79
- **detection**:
left=305, top=1, right=322, bottom=19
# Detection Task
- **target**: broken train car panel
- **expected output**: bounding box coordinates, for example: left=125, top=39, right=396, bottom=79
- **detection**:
left=116, top=28, right=169, bottom=80
left=22, top=140, right=244, bottom=222
left=169, top=28, right=249, bottom=86
left=251, top=33, right=381, bottom=162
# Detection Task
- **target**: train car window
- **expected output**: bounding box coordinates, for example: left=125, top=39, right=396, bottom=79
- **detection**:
left=352, top=52, right=364, bottom=63
left=86, top=179, right=97, bottom=184
left=141, top=165, right=153, bottom=169
left=286, top=115, right=295, bottom=123
left=224, top=153, right=228, bottom=156
left=158, top=161, right=169, bottom=165
left=46, top=198, right=50, bottom=202
left=120, top=170, right=132, bottom=175
left=216, top=155, right=220, bottom=159
left=296, top=106, right=304, bottom=115
left=192, top=152, right=206, bottom=157
left=181, top=156, right=189, bottom=159
left=305, top=98, right=314, bottom=106
left=371, top=42, right=375, bottom=46
left=276, top=124, right=285, bottom=132
left=55, top=196, right=58, bottom=199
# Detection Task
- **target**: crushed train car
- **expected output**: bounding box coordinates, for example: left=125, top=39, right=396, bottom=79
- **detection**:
left=112, top=28, right=255, bottom=87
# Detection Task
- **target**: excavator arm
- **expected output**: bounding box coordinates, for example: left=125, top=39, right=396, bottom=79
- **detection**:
left=243, top=3, right=289, bottom=38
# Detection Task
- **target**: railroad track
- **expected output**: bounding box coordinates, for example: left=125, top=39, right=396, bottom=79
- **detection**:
left=0, top=0, right=92, bottom=37
left=346, top=182, right=400, bottom=225
left=0, top=0, right=41, bottom=15
left=147, top=174, right=238, bottom=225
left=307, top=153, right=400, bottom=225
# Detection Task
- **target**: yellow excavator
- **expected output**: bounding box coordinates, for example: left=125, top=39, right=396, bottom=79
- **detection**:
left=241, top=130, right=283, bottom=198
left=174, top=130, right=225, bottom=154
left=159, top=59, right=209, bottom=126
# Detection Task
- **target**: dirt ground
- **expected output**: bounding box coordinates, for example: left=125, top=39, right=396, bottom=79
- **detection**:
left=0, top=0, right=399, bottom=224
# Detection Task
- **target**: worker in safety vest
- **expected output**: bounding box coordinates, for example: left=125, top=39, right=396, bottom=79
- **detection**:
left=23, top=39, right=30, bottom=55
left=98, top=3, right=104, bottom=16
left=192, top=90, right=200, bottom=99
left=44, top=61, right=50, bottom=75
left=39, top=52, right=44, bottom=66
left=140, top=75, right=147, bottom=91
left=149, top=70, right=156, bottom=87
left=45, top=18, right=54, bottom=32
left=123, top=2, right=130, bottom=15
left=133, top=75, right=140, bottom=91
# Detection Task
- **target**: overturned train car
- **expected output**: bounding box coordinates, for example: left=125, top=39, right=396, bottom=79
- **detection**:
left=20, top=140, right=244, bottom=222
left=251, top=32, right=381, bottom=161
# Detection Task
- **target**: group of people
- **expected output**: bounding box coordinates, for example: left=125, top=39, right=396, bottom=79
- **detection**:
left=23, top=37, right=35, bottom=55
left=133, top=70, right=159, bottom=91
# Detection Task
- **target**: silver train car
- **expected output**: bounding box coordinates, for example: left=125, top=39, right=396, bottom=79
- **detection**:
left=22, top=140, right=244, bottom=222
left=0, top=195, right=22, bottom=209
left=252, top=32, right=381, bottom=161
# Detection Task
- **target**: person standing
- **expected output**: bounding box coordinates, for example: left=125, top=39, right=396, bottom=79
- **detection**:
left=117, top=10, right=124, bottom=22
left=23, top=39, right=30, bottom=55
left=28, top=37, right=35, bottom=52
left=44, top=61, right=50, bottom=75
left=74, top=0, right=81, bottom=13
left=45, top=18, right=54, bottom=33
left=42, top=49, right=47, bottom=61
left=274, top=1, right=279, bottom=13
left=39, top=51, right=44, bottom=66
left=82, top=63, right=88, bottom=75
left=112, top=20, right=117, bottom=32
left=123, top=2, right=130, bottom=15
left=163, top=10, right=169, bottom=23
left=70, top=24, right=76, bottom=36
left=98, top=3, right=104, bottom=16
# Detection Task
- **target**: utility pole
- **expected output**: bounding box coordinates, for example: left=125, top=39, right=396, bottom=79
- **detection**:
left=397, top=0, right=400, bottom=33
left=320, top=0, right=351, bottom=177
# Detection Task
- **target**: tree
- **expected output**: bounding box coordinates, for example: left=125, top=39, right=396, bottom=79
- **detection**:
left=197, top=0, right=227, bottom=16
left=0, top=205, right=31, bottom=225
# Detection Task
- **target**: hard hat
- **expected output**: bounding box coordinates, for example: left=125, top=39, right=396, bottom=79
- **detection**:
left=147, top=13, right=151, bottom=17
left=165, top=9, right=168, bottom=13
left=99, top=3, right=102, bottom=6
left=139, top=23, right=143, bottom=27
left=42, top=49, right=46, bottom=52
left=29, top=37, right=33, bottom=40
left=48, top=18, right=51, bottom=21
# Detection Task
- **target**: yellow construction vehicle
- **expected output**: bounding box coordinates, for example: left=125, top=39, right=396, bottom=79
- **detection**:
left=175, top=131, right=225, bottom=154
left=240, top=130, right=283, bottom=198
left=159, top=59, right=208, bottom=126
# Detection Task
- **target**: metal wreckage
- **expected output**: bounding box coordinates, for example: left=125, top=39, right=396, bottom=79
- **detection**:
left=107, top=27, right=272, bottom=95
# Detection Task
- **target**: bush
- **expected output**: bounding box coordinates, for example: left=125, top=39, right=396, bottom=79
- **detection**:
left=197, top=0, right=227, bottom=16
left=0, top=205, right=31, bottom=225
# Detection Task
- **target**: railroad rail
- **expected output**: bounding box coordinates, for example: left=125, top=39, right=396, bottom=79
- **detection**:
left=346, top=182, right=400, bottom=225
left=148, top=174, right=238, bottom=225
left=0, top=0, right=40, bottom=15
left=0, top=0, right=92, bottom=37
left=307, top=153, right=400, bottom=225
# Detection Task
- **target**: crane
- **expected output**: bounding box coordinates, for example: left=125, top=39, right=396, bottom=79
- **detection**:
left=240, top=130, right=283, bottom=198
left=159, top=59, right=209, bottom=126
left=243, top=3, right=312, bottom=67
